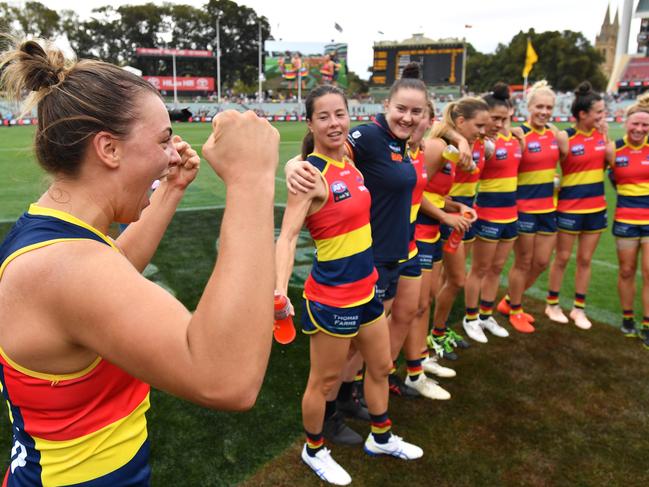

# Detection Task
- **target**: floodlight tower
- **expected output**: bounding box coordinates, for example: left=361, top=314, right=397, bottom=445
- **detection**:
left=616, top=0, right=635, bottom=58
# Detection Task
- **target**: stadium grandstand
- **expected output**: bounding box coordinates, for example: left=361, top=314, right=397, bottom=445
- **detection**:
left=608, top=0, right=649, bottom=95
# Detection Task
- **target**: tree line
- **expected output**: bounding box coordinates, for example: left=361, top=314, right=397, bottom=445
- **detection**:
left=0, top=2, right=608, bottom=95
left=466, top=29, right=607, bottom=93
left=0, top=0, right=270, bottom=90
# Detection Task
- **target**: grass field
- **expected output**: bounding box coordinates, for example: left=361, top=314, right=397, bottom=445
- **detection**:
left=1, top=122, right=648, bottom=485
left=0, top=121, right=633, bottom=324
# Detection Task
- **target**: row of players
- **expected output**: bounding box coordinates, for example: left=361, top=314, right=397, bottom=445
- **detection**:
left=276, top=65, right=649, bottom=484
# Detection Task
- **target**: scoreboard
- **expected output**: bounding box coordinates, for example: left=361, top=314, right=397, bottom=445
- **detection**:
left=371, top=43, right=465, bottom=87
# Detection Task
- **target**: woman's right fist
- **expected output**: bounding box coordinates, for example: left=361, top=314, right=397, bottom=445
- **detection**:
left=202, top=110, right=279, bottom=185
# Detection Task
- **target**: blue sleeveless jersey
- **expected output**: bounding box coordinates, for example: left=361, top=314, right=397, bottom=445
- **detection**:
left=0, top=205, right=151, bottom=487
left=345, top=113, right=416, bottom=263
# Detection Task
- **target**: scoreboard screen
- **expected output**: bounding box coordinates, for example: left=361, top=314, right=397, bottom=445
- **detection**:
left=371, top=44, right=465, bottom=87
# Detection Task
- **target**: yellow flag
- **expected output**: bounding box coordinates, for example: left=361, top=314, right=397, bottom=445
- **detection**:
left=522, top=39, right=538, bottom=78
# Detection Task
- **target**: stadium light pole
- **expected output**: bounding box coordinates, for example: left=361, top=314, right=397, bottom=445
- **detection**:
left=216, top=14, right=222, bottom=103
left=172, top=52, right=178, bottom=107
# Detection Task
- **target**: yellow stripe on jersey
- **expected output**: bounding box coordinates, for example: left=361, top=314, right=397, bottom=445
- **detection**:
left=478, top=176, right=517, bottom=193
left=566, top=206, right=607, bottom=215
left=517, top=168, right=556, bottom=186
left=617, top=182, right=649, bottom=197
left=617, top=219, right=649, bottom=224
left=423, top=191, right=445, bottom=208
left=0, top=238, right=104, bottom=280
left=314, top=223, right=372, bottom=261
left=35, top=395, right=150, bottom=486
left=0, top=346, right=101, bottom=382
left=561, top=169, right=604, bottom=187
left=450, top=182, right=477, bottom=197
left=410, top=203, right=421, bottom=223
left=302, top=288, right=375, bottom=309
left=344, top=288, right=376, bottom=308
left=27, top=204, right=119, bottom=252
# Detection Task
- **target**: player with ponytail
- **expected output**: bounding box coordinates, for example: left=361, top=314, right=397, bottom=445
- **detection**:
left=463, top=83, right=521, bottom=343
left=545, top=81, right=610, bottom=330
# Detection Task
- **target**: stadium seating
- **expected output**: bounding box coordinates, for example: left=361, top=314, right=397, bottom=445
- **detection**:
left=618, top=57, right=649, bottom=87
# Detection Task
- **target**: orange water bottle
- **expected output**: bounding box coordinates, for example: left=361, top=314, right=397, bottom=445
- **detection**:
left=273, top=292, right=296, bottom=345
left=443, top=226, right=464, bottom=254
left=443, top=211, right=472, bottom=254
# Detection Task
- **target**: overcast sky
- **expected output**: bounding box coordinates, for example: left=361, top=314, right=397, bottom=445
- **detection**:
left=40, top=0, right=639, bottom=78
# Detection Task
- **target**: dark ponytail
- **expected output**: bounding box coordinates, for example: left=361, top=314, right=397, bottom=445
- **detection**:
left=571, top=81, right=602, bottom=120
left=482, top=81, right=511, bottom=109
left=301, top=84, right=348, bottom=159
left=388, top=62, right=427, bottom=100
left=301, top=132, right=314, bottom=160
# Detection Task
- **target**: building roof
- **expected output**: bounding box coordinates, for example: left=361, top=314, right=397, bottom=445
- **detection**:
left=374, top=33, right=464, bottom=48
left=635, top=0, right=649, bottom=18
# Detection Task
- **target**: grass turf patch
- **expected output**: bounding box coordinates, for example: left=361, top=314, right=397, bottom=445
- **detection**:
left=241, top=295, right=649, bottom=486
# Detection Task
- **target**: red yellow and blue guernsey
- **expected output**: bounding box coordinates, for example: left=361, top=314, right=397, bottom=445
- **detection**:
left=612, top=136, right=649, bottom=224
left=557, top=127, right=607, bottom=214
left=0, top=204, right=151, bottom=486
left=449, top=139, right=485, bottom=207
left=517, top=123, right=560, bottom=213
left=405, top=148, right=428, bottom=260
left=303, top=153, right=378, bottom=308
left=474, top=132, right=522, bottom=223
left=415, top=149, right=457, bottom=244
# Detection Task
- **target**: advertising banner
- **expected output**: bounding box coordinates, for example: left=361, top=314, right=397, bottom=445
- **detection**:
left=136, top=48, right=214, bottom=58
left=143, top=76, right=215, bottom=92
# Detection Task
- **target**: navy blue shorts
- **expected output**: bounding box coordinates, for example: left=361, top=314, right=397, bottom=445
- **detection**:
left=302, top=295, right=385, bottom=337
left=474, top=219, right=518, bottom=241
left=440, top=224, right=476, bottom=243
left=516, top=211, right=557, bottom=235
left=556, top=210, right=607, bottom=234
left=375, top=261, right=401, bottom=302
left=613, top=220, right=649, bottom=239
left=398, top=253, right=422, bottom=279
left=416, top=240, right=442, bottom=270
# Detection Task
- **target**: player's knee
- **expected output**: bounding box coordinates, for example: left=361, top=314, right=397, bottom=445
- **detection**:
left=619, top=266, right=636, bottom=281
left=472, top=263, right=490, bottom=280
left=318, top=374, right=341, bottom=397
left=533, top=258, right=551, bottom=273
left=575, top=254, right=592, bottom=270
left=554, top=251, right=571, bottom=269
left=447, top=273, right=465, bottom=289
left=366, top=358, right=392, bottom=381
left=515, top=255, right=533, bottom=272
